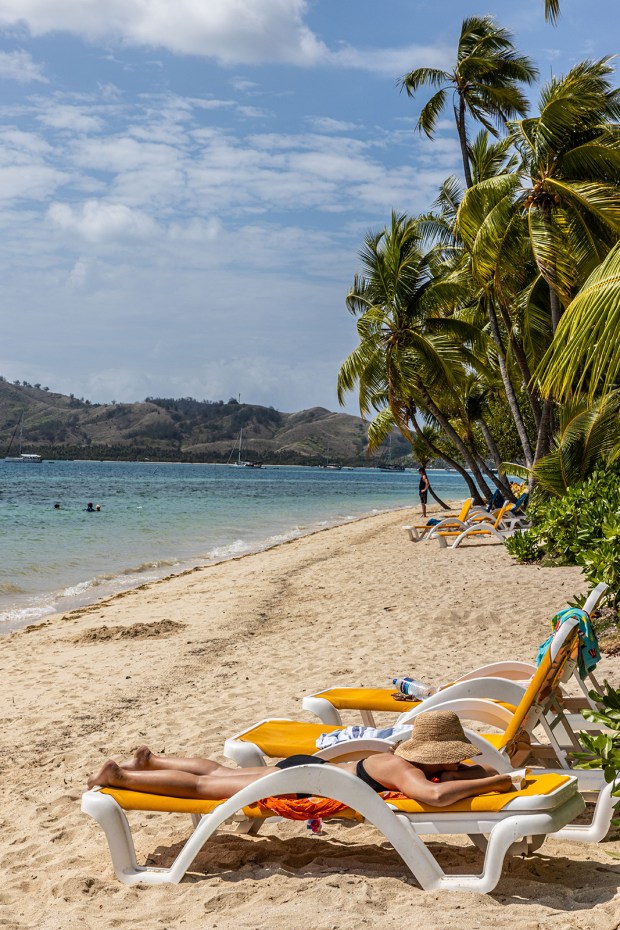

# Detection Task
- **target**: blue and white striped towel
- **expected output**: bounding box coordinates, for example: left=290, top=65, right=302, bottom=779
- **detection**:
left=316, top=724, right=412, bottom=750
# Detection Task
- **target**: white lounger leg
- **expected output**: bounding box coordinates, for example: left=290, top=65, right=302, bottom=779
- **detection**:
left=550, top=772, right=617, bottom=844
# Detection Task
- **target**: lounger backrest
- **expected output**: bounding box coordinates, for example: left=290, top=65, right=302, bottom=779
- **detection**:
left=495, top=617, right=580, bottom=755
left=493, top=503, right=512, bottom=528
left=458, top=499, right=472, bottom=522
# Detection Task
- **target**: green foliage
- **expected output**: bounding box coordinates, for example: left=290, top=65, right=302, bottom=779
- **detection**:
left=573, top=682, right=620, bottom=825
left=539, top=242, right=620, bottom=402
left=505, top=468, right=620, bottom=605
left=531, top=393, right=620, bottom=496
left=504, top=528, right=543, bottom=562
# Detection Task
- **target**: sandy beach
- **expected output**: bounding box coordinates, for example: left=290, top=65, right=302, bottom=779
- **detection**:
left=1, top=507, right=619, bottom=930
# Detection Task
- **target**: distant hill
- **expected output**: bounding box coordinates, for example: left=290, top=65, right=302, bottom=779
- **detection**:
left=0, top=379, right=413, bottom=466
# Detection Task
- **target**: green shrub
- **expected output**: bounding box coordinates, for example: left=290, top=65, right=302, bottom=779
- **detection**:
left=573, top=682, right=620, bottom=826
left=504, top=529, right=543, bottom=562
left=504, top=467, right=620, bottom=606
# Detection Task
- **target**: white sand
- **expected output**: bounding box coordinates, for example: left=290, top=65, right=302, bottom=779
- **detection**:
left=1, top=507, right=619, bottom=930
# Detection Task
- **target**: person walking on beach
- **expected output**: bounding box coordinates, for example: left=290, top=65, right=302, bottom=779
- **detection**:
left=418, top=467, right=429, bottom=518
left=87, top=710, right=513, bottom=807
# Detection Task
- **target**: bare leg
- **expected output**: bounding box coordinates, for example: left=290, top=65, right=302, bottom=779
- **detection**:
left=87, top=759, right=280, bottom=799
left=119, top=746, right=272, bottom=778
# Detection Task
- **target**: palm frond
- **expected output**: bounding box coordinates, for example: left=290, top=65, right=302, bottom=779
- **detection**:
left=417, top=88, right=448, bottom=138
left=538, top=242, right=620, bottom=400
left=398, top=67, right=450, bottom=95
left=544, top=0, right=560, bottom=24
left=366, top=408, right=397, bottom=453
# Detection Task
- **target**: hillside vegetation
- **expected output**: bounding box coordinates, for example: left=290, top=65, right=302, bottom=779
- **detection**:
left=0, top=379, right=411, bottom=465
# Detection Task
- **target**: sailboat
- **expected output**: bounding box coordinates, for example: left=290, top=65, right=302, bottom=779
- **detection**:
left=227, top=428, right=262, bottom=468
left=4, top=413, right=42, bottom=463
left=318, top=446, right=341, bottom=470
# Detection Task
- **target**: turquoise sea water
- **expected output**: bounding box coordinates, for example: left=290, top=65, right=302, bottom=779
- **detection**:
left=0, top=460, right=468, bottom=633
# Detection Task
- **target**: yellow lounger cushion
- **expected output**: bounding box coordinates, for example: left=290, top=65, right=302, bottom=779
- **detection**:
left=317, top=687, right=517, bottom=716
left=238, top=720, right=341, bottom=757
left=235, top=716, right=518, bottom=759
left=101, top=773, right=570, bottom=818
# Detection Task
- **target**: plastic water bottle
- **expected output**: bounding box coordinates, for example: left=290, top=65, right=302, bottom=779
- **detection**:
left=392, top=677, right=435, bottom=700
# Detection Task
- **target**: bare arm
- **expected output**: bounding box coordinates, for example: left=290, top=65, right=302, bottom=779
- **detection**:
left=439, top=762, right=500, bottom=781
left=386, top=758, right=512, bottom=807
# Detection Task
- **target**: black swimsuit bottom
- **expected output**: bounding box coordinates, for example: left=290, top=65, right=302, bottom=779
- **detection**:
left=275, top=754, right=385, bottom=794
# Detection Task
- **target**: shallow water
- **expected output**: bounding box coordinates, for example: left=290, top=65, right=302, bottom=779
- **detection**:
left=0, top=460, right=468, bottom=632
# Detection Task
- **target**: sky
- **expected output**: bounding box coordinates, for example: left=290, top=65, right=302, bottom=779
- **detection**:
left=0, top=0, right=616, bottom=414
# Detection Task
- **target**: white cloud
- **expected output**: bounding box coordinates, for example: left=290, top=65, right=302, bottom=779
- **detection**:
left=0, top=48, right=47, bottom=82
left=0, top=1, right=451, bottom=73
left=38, top=104, right=104, bottom=133
left=0, top=0, right=328, bottom=66
left=48, top=199, right=158, bottom=242
left=306, top=116, right=358, bottom=133
left=0, top=85, right=461, bottom=411
left=329, top=42, right=451, bottom=77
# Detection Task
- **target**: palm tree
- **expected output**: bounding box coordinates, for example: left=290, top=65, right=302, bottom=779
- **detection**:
left=511, top=57, right=620, bottom=332
left=338, top=212, right=493, bottom=502
left=457, top=58, right=620, bottom=461
left=421, top=142, right=538, bottom=468
left=399, top=16, right=537, bottom=187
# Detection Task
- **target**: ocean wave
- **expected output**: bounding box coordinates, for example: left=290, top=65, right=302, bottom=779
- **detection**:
left=61, top=580, right=95, bottom=598
left=98, top=559, right=179, bottom=580
left=206, top=539, right=251, bottom=559
left=0, top=603, right=55, bottom=630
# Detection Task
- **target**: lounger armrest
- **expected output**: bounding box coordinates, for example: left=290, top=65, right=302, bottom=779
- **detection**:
left=453, top=661, right=535, bottom=683
left=397, top=697, right=516, bottom=731
left=395, top=677, right=526, bottom=723
left=460, top=728, right=513, bottom=771
left=426, top=518, right=468, bottom=537
left=315, top=736, right=411, bottom=760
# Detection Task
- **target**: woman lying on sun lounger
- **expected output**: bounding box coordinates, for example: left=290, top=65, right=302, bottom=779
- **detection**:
left=87, top=710, right=513, bottom=808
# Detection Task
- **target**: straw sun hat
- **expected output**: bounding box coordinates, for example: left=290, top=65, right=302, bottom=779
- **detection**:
left=394, top=710, right=481, bottom=765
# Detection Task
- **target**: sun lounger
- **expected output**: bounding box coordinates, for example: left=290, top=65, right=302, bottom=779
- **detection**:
left=403, top=498, right=475, bottom=541
left=302, top=584, right=609, bottom=727
left=435, top=503, right=518, bottom=547
left=81, top=764, right=583, bottom=892
left=223, top=616, right=581, bottom=769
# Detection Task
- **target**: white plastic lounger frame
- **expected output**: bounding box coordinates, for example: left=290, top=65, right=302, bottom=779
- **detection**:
left=226, top=616, right=581, bottom=769
left=81, top=765, right=583, bottom=893
left=444, top=731, right=618, bottom=846
left=403, top=505, right=491, bottom=541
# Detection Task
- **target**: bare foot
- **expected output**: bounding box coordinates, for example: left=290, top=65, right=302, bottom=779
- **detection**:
left=120, top=745, right=152, bottom=772
left=87, top=759, right=123, bottom=790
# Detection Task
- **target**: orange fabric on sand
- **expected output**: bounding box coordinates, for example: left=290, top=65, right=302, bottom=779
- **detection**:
left=257, top=796, right=348, bottom=820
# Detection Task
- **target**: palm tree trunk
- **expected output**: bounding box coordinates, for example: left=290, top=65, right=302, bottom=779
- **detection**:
left=407, top=414, right=477, bottom=506
left=534, top=396, right=554, bottom=466
left=455, top=95, right=474, bottom=188
left=486, top=299, right=534, bottom=467
left=476, top=419, right=515, bottom=499
left=549, top=284, right=562, bottom=334
left=496, top=302, right=542, bottom=428
left=417, top=387, right=492, bottom=500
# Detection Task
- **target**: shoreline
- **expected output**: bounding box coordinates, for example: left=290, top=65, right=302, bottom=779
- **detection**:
left=1, top=461, right=466, bottom=636
left=4, top=499, right=456, bottom=637
left=2, top=510, right=618, bottom=928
